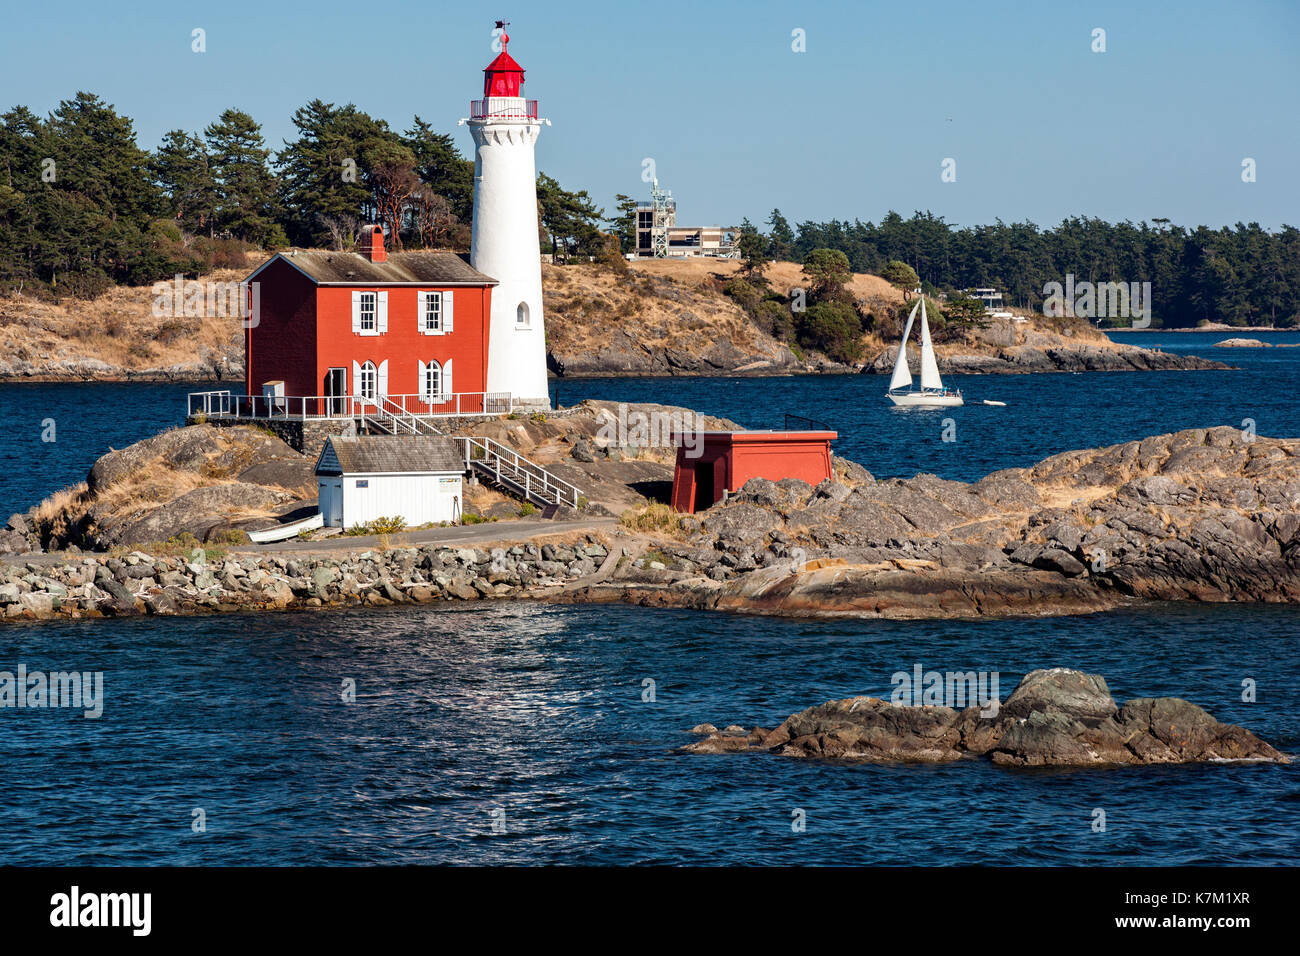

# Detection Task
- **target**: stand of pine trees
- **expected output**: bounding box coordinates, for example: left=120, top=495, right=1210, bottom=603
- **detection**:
left=777, top=210, right=1300, bottom=328
left=0, top=92, right=610, bottom=299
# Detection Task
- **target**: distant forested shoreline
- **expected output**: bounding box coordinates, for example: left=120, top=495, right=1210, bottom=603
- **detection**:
left=1, top=93, right=1296, bottom=328
left=755, top=210, right=1299, bottom=328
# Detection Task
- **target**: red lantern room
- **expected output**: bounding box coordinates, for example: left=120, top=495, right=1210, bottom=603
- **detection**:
left=483, top=28, right=525, bottom=97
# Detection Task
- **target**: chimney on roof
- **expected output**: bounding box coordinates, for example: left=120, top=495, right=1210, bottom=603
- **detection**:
left=359, top=224, right=387, bottom=263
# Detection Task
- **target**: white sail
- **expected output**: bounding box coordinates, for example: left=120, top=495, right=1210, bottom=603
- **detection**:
left=918, top=296, right=943, bottom=391
left=888, top=297, right=921, bottom=391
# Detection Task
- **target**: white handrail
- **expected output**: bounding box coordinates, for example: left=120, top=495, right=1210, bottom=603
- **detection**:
left=460, top=435, right=583, bottom=508
left=187, top=391, right=512, bottom=421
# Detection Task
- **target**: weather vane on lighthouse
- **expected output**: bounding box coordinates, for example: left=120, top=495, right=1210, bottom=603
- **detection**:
left=494, top=20, right=510, bottom=53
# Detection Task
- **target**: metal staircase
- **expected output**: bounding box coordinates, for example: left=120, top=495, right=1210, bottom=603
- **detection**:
left=361, top=400, right=583, bottom=510
left=459, top=436, right=583, bottom=509
left=363, top=398, right=446, bottom=437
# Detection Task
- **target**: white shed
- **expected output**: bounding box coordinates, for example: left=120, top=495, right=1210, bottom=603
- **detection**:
left=315, top=435, right=465, bottom=529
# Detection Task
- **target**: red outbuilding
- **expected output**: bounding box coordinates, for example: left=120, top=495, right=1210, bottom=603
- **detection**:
left=243, top=226, right=500, bottom=416
left=670, top=430, right=838, bottom=513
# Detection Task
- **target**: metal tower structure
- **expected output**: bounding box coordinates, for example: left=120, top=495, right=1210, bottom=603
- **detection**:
left=649, top=179, right=675, bottom=259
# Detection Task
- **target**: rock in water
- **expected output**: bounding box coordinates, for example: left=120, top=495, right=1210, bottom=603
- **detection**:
left=682, top=668, right=1289, bottom=767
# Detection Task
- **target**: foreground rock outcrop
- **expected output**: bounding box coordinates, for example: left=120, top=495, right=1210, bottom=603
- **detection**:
left=21, top=425, right=316, bottom=552
left=10, top=421, right=1300, bottom=624
left=682, top=668, right=1289, bottom=767
left=569, top=425, right=1300, bottom=618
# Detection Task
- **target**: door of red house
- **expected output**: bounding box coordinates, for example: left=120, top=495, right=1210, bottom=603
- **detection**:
left=692, top=461, right=715, bottom=512
left=325, top=368, right=347, bottom=416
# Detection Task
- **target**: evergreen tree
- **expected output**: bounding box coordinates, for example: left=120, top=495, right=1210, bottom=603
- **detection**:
left=404, top=117, right=474, bottom=221
left=205, top=109, right=285, bottom=247
left=45, top=92, right=160, bottom=222
left=536, top=172, right=604, bottom=260
left=276, top=100, right=390, bottom=246
left=607, top=193, right=638, bottom=254
left=879, top=260, right=920, bottom=299
left=152, top=130, right=217, bottom=235
left=766, top=208, right=795, bottom=260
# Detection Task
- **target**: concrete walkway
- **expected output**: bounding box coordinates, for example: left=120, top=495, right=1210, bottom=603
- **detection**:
left=228, top=516, right=622, bottom=555
left=2, top=517, right=624, bottom=570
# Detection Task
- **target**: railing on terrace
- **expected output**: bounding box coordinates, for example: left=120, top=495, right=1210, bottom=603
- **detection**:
left=187, top=390, right=512, bottom=421
left=469, top=97, right=538, bottom=120
left=460, top=435, right=582, bottom=509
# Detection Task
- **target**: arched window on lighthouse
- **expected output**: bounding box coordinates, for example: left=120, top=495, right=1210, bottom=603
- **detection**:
left=516, top=301, right=530, bottom=327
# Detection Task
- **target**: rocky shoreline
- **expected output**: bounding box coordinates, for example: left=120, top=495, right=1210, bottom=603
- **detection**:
left=4, top=423, right=1300, bottom=625
left=0, top=535, right=620, bottom=621
left=3, top=339, right=1221, bottom=383
left=682, top=668, right=1289, bottom=767
left=0, top=355, right=240, bottom=384
left=865, top=335, right=1226, bottom=376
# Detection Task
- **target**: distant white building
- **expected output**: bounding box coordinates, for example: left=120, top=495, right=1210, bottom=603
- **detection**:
left=966, top=287, right=1022, bottom=321
left=634, top=180, right=737, bottom=259
left=315, top=435, right=464, bottom=529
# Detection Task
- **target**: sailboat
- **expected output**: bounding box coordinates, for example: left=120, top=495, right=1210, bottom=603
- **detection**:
left=886, top=292, right=964, bottom=407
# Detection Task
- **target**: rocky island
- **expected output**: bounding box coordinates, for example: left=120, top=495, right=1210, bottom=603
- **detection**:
left=1, top=404, right=1297, bottom=626
left=682, top=668, right=1289, bottom=766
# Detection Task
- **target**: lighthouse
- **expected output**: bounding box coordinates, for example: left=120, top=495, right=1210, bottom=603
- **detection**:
left=464, top=25, right=550, bottom=408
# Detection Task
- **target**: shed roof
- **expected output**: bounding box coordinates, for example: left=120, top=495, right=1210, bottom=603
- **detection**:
left=316, top=435, right=466, bottom=476
left=251, top=250, right=496, bottom=287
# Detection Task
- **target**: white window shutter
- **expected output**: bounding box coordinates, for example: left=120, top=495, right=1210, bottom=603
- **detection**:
left=443, top=358, right=453, bottom=398
left=352, top=360, right=362, bottom=397
left=418, top=360, right=428, bottom=401
left=377, top=291, right=388, bottom=333
left=416, top=292, right=427, bottom=334
left=377, top=359, right=389, bottom=399
left=443, top=290, right=454, bottom=332
left=351, top=291, right=361, bottom=334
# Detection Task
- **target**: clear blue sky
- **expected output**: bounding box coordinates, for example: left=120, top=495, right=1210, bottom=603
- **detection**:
left=3, top=0, right=1297, bottom=231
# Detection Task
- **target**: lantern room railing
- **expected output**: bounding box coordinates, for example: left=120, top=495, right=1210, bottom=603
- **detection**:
left=469, top=97, right=538, bottom=120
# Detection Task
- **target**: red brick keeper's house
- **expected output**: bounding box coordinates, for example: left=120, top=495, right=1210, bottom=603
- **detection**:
left=242, top=226, right=499, bottom=416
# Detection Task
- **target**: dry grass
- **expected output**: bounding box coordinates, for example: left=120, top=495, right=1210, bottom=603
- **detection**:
left=542, top=261, right=790, bottom=367
left=31, top=425, right=303, bottom=547
left=0, top=265, right=257, bottom=377
left=31, top=483, right=90, bottom=529
left=620, top=501, right=685, bottom=537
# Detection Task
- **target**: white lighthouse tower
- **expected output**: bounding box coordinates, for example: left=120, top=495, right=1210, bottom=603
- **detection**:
left=464, top=25, right=550, bottom=408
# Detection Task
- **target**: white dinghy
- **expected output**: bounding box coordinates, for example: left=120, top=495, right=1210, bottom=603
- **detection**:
left=246, top=512, right=324, bottom=544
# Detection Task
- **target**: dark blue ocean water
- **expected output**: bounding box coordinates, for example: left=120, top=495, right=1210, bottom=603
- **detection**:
left=1, top=332, right=1298, bottom=865
left=1, top=601, right=1296, bottom=865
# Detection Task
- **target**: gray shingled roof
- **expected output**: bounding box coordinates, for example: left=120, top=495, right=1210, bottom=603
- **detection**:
left=265, top=250, right=497, bottom=286
left=316, top=435, right=466, bottom=475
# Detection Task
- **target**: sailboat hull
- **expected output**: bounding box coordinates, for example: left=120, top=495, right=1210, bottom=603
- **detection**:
left=887, top=391, right=964, bottom=407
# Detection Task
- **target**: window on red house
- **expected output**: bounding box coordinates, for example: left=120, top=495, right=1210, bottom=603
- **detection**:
left=358, top=361, right=377, bottom=400
left=423, top=293, right=442, bottom=332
